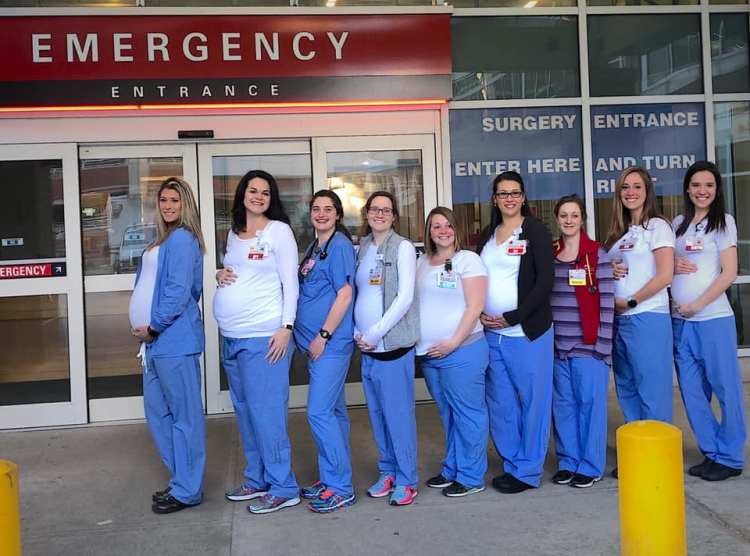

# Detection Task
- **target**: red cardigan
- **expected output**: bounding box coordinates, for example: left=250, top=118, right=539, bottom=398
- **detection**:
left=553, top=231, right=601, bottom=345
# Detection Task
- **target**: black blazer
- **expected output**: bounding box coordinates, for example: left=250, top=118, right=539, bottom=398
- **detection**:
left=478, top=215, right=554, bottom=341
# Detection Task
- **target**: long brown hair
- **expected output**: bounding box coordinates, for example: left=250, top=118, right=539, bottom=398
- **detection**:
left=361, top=191, right=400, bottom=237
left=153, top=177, right=206, bottom=253
left=424, top=206, right=463, bottom=256
left=604, top=166, right=665, bottom=250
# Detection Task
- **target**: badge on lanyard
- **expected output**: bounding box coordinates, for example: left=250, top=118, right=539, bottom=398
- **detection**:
left=248, top=232, right=270, bottom=260
left=685, top=238, right=704, bottom=253
left=507, top=239, right=527, bottom=256
left=437, top=270, right=458, bottom=289
left=369, top=254, right=385, bottom=285
left=568, top=268, right=587, bottom=286
left=618, top=239, right=635, bottom=252
left=299, top=257, right=316, bottom=276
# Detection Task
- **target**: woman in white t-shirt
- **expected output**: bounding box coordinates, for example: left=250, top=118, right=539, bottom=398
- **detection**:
left=605, top=166, right=675, bottom=474
left=671, top=161, right=746, bottom=482
left=417, top=207, right=489, bottom=498
left=214, top=169, right=300, bottom=514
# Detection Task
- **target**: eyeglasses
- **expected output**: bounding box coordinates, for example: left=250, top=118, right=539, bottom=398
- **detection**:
left=494, top=191, right=524, bottom=200
left=367, top=207, right=394, bottom=216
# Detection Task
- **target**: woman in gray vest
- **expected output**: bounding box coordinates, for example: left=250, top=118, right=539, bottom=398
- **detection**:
left=354, top=190, right=420, bottom=506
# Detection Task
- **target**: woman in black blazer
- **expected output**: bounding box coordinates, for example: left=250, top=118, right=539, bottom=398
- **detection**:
left=478, top=171, right=554, bottom=494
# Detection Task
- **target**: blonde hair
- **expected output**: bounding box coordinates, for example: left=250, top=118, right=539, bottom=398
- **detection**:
left=424, top=206, right=463, bottom=256
left=153, top=177, right=206, bottom=253
left=604, top=166, right=665, bottom=250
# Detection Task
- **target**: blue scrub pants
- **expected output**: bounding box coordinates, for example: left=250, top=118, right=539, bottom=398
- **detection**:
left=486, top=327, right=554, bottom=487
left=613, top=311, right=673, bottom=423
left=422, top=338, right=489, bottom=488
left=361, top=348, right=418, bottom=488
left=673, top=316, right=746, bottom=469
left=144, top=353, right=206, bottom=505
left=306, top=346, right=354, bottom=496
left=222, top=336, right=299, bottom=499
left=553, top=356, right=610, bottom=478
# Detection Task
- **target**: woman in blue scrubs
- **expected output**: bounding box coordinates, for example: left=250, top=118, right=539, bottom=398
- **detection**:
left=479, top=171, right=554, bottom=494
left=295, top=190, right=357, bottom=512
left=605, top=166, right=674, bottom=477
left=130, top=177, right=206, bottom=514
left=671, top=161, right=746, bottom=481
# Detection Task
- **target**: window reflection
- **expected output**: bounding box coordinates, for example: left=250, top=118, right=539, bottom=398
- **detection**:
left=79, top=157, right=184, bottom=275
left=711, top=13, right=750, bottom=94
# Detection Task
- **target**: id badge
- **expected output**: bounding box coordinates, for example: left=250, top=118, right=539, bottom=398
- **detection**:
left=568, top=268, right=587, bottom=287
left=685, top=239, right=703, bottom=253
left=437, top=270, right=458, bottom=289
left=300, top=258, right=316, bottom=276
left=618, top=240, right=635, bottom=252
left=248, top=241, right=269, bottom=261
left=507, top=239, right=527, bottom=256
left=369, top=266, right=383, bottom=285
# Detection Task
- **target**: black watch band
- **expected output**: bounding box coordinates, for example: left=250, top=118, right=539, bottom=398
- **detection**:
left=319, top=329, right=332, bottom=340
left=627, top=297, right=638, bottom=309
left=284, top=324, right=293, bottom=331
left=147, top=326, right=160, bottom=338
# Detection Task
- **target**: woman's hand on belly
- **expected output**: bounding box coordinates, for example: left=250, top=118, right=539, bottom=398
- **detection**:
left=217, top=267, right=238, bottom=287
left=674, top=256, right=698, bottom=275
left=426, top=338, right=459, bottom=359
left=480, top=312, right=508, bottom=330
left=132, top=325, right=153, bottom=342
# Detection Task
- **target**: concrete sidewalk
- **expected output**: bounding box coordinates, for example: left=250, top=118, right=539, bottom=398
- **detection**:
left=3, top=385, right=750, bottom=556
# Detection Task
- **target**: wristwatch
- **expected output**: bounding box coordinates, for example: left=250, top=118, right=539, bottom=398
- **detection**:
left=627, top=297, right=638, bottom=309
left=319, top=329, right=332, bottom=340
left=283, top=323, right=294, bottom=331
left=147, top=326, right=160, bottom=338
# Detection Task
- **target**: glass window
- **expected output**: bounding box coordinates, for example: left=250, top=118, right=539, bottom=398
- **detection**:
left=0, top=295, right=70, bottom=406
left=592, top=103, right=706, bottom=242
left=212, top=154, right=313, bottom=266
left=79, top=157, right=184, bottom=275
left=710, top=0, right=748, bottom=5
left=85, top=291, right=142, bottom=399
left=715, top=101, right=750, bottom=274
left=326, top=150, right=424, bottom=243
left=451, top=0, right=575, bottom=5
left=0, top=160, right=64, bottom=262
left=589, top=0, right=696, bottom=5
left=711, top=13, right=750, bottom=94
left=452, top=17, right=579, bottom=101
left=728, top=284, right=750, bottom=348
left=588, top=15, right=703, bottom=96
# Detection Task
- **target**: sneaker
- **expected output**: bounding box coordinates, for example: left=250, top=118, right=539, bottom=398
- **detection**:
left=688, top=457, right=713, bottom=478
left=389, top=485, right=418, bottom=506
left=225, top=484, right=268, bottom=502
left=308, top=489, right=356, bottom=513
left=569, top=473, right=601, bottom=488
left=493, top=474, right=534, bottom=494
left=426, top=474, right=453, bottom=489
left=551, top=470, right=575, bottom=485
left=701, top=461, right=742, bottom=482
left=247, top=494, right=301, bottom=514
left=152, top=486, right=172, bottom=503
left=301, top=481, right=327, bottom=500
left=442, top=481, right=485, bottom=497
left=367, top=473, right=395, bottom=498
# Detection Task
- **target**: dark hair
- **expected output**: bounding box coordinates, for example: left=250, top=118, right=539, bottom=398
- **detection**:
left=362, top=190, right=400, bottom=236
left=310, top=189, right=352, bottom=241
left=479, top=171, right=531, bottom=247
left=554, top=194, right=587, bottom=220
left=675, top=161, right=727, bottom=238
left=231, top=169, right=290, bottom=234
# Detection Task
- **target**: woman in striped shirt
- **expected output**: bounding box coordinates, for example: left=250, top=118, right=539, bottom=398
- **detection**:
left=550, top=195, right=615, bottom=488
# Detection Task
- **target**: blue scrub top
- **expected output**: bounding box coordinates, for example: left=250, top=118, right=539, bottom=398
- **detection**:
left=294, top=231, right=355, bottom=354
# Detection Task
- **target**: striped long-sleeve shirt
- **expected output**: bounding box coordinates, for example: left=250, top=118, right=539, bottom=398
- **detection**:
left=551, top=248, right=615, bottom=364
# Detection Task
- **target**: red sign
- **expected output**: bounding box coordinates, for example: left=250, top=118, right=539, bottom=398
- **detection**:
left=0, top=14, right=452, bottom=106
left=0, top=262, right=66, bottom=279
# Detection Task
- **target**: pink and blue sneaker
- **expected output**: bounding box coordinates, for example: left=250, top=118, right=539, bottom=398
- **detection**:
left=301, top=481, right=327, bottom=500
left=308, top=489, right=356, bottom=513
left=389, top=485, right=418, bottom=506
left=367, top=473, right=395, bottom=498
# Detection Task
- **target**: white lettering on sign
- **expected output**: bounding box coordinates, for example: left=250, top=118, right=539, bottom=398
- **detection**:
left=595, top=154, right=695, bottom=173
left=222, top=32, right=242, bottom=61
left=593, top=112, right=700, bottom=129
left=482, top=114, right=577, bottom=132
left=527, top=158, right=581, bottom=174
left=1, top=238, right=24, bottom=247
left=327, top=32, right=348, bottom=60
left=32, top=34, right=52, bottom=63
left=183, top=33, right=208, bottom=62
left=66, top=33, right=99, bottom=63
left=147, top=33, right=170, bottom=62
left=113, top=33, right=134, bottom=62
left=454, top=160, right=522, bottom=176
left=255, top=32, right=279, bottom=61
left=293, top=32, right=316, bottom=61
left=0, top=264, right=49, bottom=278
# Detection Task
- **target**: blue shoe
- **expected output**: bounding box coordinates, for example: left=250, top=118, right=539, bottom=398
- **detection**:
left=367, top=473, right=395, bottom=498
left=389, top=485, right=417, bottom=506
left=308, top=489, right=356, bottom=513
left=301, top=481, right=327, bottom=500
left=247, top=494, right=301, bottom=514
left=225, top=484, right=268, bottom=501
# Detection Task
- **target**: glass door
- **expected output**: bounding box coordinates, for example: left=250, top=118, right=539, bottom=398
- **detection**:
left=198, top=141, right=314, bottom=414
left=79, top=144, right=199, bottom=422
left=312, top=134, right=439, bottom=404
left=0, top=143, right=86, bottom=429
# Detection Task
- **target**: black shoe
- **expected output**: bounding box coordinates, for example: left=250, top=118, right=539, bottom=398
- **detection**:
left=491, top=474, right=512, bottom=491
left=688, top=457, right=714, bottom=478
left=426, top=474, right=453, bottom=489
left=493, top=474, right=534, bottom=494
left=701, top=461, right=742, bottom=482
left=152, top=494, right=199, bottom=514
left=442, top=481, right=486, bottom=497
left=569, top=473, right=600, bottom=489
left=551, top=470, right=575, bottom=485
left=152, top=486, right=172, bottom=503
left=611, top=467, right=618, bottom=479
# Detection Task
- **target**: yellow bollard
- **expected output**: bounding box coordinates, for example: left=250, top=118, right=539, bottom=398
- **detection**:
left=0, top=460, right=21, bottom=556
left=617, top=420, right=687, bottom=556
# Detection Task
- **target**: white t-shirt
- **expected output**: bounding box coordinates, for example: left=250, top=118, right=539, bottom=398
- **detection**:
left=213, top=221, right=299, bottom=338
left=129, top=246, right=159, bottom=328
left=671, top=214, right=736, bottom=321
left=608, top=217, right=674, bottom=316
left=480, top=233, right=525, bottom=337
left=416, top=250, right=487, bottom=355
left=354, top=240, right=416, bottom=352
